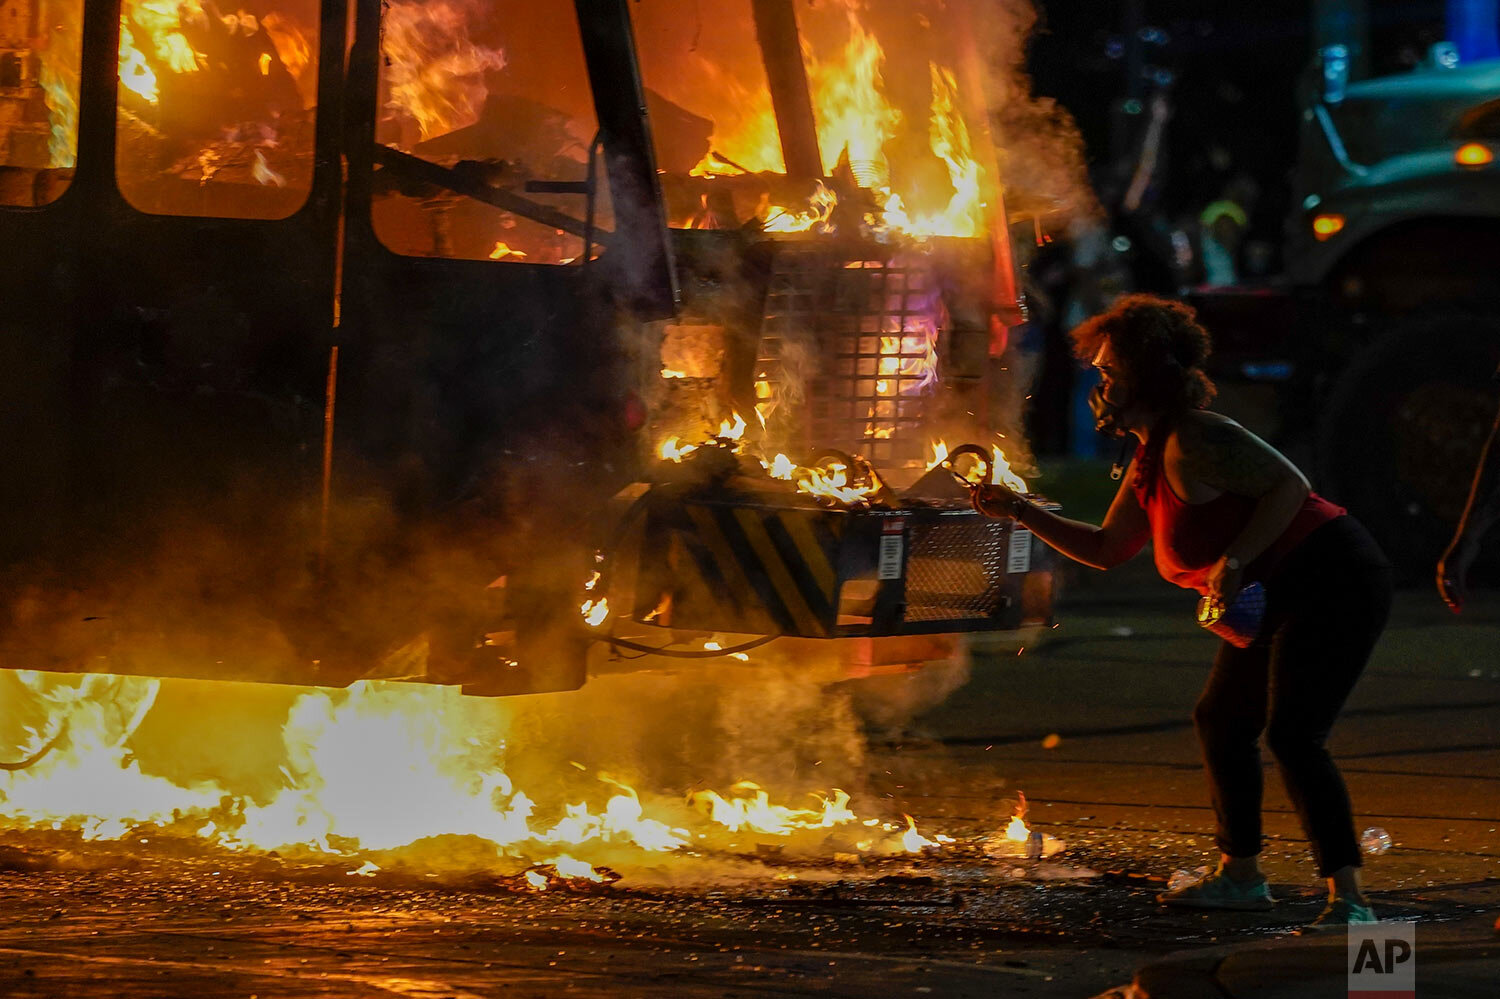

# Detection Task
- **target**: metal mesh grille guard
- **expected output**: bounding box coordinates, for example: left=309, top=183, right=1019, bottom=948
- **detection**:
left=757, top=246, right=941, bottom=467
left=902, top=517, right=1013, bottom=623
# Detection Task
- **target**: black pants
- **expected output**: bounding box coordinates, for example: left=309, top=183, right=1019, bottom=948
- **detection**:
left=1193, top=516, right=1393, bottom=876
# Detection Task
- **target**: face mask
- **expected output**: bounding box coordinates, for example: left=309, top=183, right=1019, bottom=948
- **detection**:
left=1090, top=384, right=1136, bottom=480
left=1089, top=383, right=1129, bottom=438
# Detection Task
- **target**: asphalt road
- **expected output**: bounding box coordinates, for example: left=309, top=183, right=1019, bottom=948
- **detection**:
left=1, top=566, right=1496, bottom=998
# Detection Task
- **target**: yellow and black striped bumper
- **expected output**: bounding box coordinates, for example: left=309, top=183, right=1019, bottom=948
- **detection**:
left=628, top=494, right=1052, bottom=638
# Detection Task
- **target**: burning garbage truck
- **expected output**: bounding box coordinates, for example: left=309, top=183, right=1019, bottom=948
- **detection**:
left=0, top=0, right=1063, bottom=698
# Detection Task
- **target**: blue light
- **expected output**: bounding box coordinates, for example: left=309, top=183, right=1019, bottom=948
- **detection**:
left=1447, top=0, right=1500, bottom=62
left=1240, top=361, right=1294, bottom=382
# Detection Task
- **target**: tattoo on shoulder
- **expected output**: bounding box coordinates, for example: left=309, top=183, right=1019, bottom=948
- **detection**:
left=1175, top=417, right=1286, bottom=497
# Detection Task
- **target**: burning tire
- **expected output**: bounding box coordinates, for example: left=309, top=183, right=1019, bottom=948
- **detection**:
left=1318, top=313, right=1500, bottom=581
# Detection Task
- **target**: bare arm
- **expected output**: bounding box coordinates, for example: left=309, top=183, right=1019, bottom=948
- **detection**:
left=974, top=472, right=1150, bottom=571
left=1438, top=400, right=1500, bottom=612
left=1171, top=414, right=1309, bottom=567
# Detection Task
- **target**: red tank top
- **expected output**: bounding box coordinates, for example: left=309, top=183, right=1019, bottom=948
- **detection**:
left=1131, top=452, right=1346, bottom=594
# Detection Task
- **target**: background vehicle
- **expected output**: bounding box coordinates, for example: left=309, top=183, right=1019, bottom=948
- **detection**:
left=1192, top=4, right=1500, bottom=577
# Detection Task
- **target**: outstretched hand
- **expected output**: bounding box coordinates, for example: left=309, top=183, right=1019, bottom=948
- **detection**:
left=970, top=482, right=1021, bottom=520
left=1437, top=543, right=1468, bottom=614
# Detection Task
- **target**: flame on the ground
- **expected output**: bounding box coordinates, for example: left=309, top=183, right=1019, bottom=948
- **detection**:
left=899, top=814, right=937, bottom=852
left=0, top=672, right=954, bottom=883
left=701, top=641, right=749, bottom=663
left=691, top=782, right=856, bottom=834
left=1006, top=791, right=1030, bottom=841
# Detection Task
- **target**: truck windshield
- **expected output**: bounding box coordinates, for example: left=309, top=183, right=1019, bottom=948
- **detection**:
left=633, top=0, right=999, bottom=239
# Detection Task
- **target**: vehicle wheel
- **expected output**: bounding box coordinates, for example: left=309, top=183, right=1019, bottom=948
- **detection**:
left=1318, top=313, right=1500, bottom=582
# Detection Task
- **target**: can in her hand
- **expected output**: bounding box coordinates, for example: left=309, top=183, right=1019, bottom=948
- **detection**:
left=1196, top=581, right=1267, bottom=649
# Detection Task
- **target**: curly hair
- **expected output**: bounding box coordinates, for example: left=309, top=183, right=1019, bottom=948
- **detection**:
left=1069, top=294, right=1217, bottom=417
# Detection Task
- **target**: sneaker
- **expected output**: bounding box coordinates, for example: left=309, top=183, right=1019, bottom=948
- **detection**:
left=1297, top=896, right=1378, bottom=933
left=1158, top=868, right=1274, bottom=911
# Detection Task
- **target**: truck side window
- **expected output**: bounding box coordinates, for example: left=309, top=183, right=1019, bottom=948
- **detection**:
left=0, top=0, right=80, bottom=207
left=115, top=0, right=320, bottom=218
left=371, top=0, right=608, bottom=264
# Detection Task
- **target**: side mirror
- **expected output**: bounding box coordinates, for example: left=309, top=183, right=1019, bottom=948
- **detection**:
left=1319, top=44, right=1350, bottom=105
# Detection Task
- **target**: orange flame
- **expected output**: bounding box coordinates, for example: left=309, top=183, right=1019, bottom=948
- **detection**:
left=658, top=437, right=699, bottom=462
left=990, top=445, right=1028, bottom=493
left=806, top=7, right=901, bottom=182
left=763, top=453, right=797, bottom=480
left=380, top=0, right=507, bottom=142
left=0, top=672, right=955, bottom=878
left=691, top=782, right=857, bottom=836
left=762, top=181, right=838, bottom=233
left=711, top=3, right=994, bottom=240
left=900, top=814, right=938, bottom=852
left=1006, top=791, right=1030, bottom=841
left=716, top=412, right=748, bottom=441
left=656, top=412, right=751, bottom=464
left=489, top=242, right=528, bottom=260
left=927, top=441, right=1029, bottom=493
left=118, top=0, right=205, bottom=104
left=795, top=462, right=879, bottom=506
left=580, top=597, right=609, bottom=627
left=34, top=1, right=82, bottom=169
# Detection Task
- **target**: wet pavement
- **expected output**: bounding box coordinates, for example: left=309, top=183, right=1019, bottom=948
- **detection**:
left=0, top=842, right=1272, bottom=998
left=1, top=569, right=1497, bottom=997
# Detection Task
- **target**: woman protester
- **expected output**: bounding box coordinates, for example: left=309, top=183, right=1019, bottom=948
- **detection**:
left=972, top=294, right=1391, bottom=930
